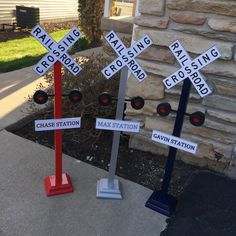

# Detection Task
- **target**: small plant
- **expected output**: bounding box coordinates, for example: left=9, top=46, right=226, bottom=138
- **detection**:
left=74, top=37, right=89, bottom=51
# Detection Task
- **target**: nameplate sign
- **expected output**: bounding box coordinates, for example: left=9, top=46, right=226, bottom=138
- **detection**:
left=96, top=118, right=140, bottom=133
left=35, top=117, right=81, bottom=131
left=152, top=130, right=197, bottom=154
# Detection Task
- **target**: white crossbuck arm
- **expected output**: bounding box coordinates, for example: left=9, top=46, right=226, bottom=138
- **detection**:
left=31, top=25, right=82, bottom=76
left=163, top=40, right=221, bottom=97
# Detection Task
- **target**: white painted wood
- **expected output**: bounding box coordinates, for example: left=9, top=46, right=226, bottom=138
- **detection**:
left=104, top=0, right=112, bottom=17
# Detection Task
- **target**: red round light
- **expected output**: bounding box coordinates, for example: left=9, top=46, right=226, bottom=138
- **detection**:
left=160, top=108, right=167, bottom=114
left=33, top=90, right=48, bottom=105
left=157, top=103, right=171, bottom=116
left=193, top=117, right=200, bottom=123
left=131, top=97, right=145, bottom=110
left=99, top=93, right=112, bottom=106
left=69, top=90, right=82, bottom=103
left=190, top=112, right=205, bottom=126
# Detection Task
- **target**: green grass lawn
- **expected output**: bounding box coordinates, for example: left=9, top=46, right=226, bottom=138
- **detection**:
left=0, top=29, right=70, bottom=73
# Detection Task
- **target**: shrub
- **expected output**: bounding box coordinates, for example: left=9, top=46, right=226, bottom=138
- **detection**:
left=78, top=0, right=105, bottom=46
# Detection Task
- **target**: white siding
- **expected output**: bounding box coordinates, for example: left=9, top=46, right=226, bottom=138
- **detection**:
left=0, top=0, right=78, bottom=25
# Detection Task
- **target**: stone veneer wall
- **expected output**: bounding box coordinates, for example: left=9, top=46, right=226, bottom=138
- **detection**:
left=125, top=0, right=236, bottom=172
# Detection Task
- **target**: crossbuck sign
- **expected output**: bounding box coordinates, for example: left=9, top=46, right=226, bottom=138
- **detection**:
left=31, top=25, right=82, bottom=76
left=163, top=40, right=221, bottom=97
left=102, top=31, right=153, bottom=82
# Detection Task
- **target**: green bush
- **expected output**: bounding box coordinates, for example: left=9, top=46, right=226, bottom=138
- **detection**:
left=71, top=36, right=90, bottom=53
left=78, top=0, right=105, bottom=46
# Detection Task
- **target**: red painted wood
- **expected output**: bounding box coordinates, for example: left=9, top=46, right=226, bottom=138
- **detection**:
left=54, top=61, right=63, bottom=186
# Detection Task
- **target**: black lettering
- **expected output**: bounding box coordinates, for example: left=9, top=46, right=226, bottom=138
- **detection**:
left=116, top=60, right=122, bottom=67
left=127, top=60, right=135, bottom=67
left=193, top=77, right=201, bottom=84
left=110, top=39, right=118, bottom=47
left=185, top=66, right=192, bottom=75
left=137, top=42, right=144, bottom=51
left=36, top=66, right=43, bottom=74
left=73, top=66, right=80, bottom=73
left=143, top=36, right=151, bottom=45
left=63, top=40, right=69, bottom=47
left=58, top=44, right=66, bottom=52
left=190, top=72, right=198, bottom=79
left=73, top=29, right=81, bottom=37
left=198, top=58, right=203, bottom=66
left=171, top=75, right=179, bottom=83
left=47, top=55, right=55, bottom=62
left=200, top=88, right=209, bottom=95
left=211, top=48, right=219, bottom=57
left=48, top=42, right=54, bottom=50
left=134, top=69, right=141, bottom=76
left=66, top=35, right=75, bottom=44
left=178, top=70, right=185, bottom=78
left=127, top=50, right=134, bottom=58
left=67, top=62, right=75, bottom=70
left=65, top=58, right=71, bottom=65
left=110, top=65, right=117, bottom=72
left=138, top=73, right=145, bottom=80
left=175, top=49, right=182, bottom=58
left=191, top=61, right=198, bottom=70
left=122, top=54, right=129, bottom=63
left=170, top=42, right=180, bottom=51
left=181, top=58, right=188, bottom=67
left=42, top=61, right=49, bottom=69
left=60, top=53, right=67, bottom=62
left=202, top=54, right=211, bottom=64
left=104, top=69, right=111, bottom=76
left=197, top=83, right=204, bottom=90
left=106, top=32, right=115, bottom=41
left=38, top=34, right=46, bottom=42
left=33, top=27, right=41, bottom=36
left=165, top=79, right=172, bottom=87
left=132, top=64, right=138, bottom=71
left=53, top=50, right=60, bottom=57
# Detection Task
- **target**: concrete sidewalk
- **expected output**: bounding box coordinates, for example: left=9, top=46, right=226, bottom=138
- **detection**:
left=0, top=130, right=167, bottom=236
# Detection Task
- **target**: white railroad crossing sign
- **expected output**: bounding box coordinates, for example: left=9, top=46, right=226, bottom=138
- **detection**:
left=102, top=31, right=153, bottom=82
left=31, top=25, right=82, bottom=76
left=163, top=40, right=221, bottom=97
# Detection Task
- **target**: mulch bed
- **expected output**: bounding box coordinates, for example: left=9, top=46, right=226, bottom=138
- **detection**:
left=0, top=21, right=79, bottom=42
left=10, top=111, right=200, bottom=198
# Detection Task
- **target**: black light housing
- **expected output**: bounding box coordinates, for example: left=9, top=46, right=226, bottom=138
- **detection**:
left=131, top=96, right=145, bottom=110
left=33, top=90, right=48, bottom=104
left=98, top=93, right=112, bottom=106
left=68, top=90, right=82, bottom=103
left=189, top=111, right=205, bottom=126
left=157, top=103, right=171, bottom=116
